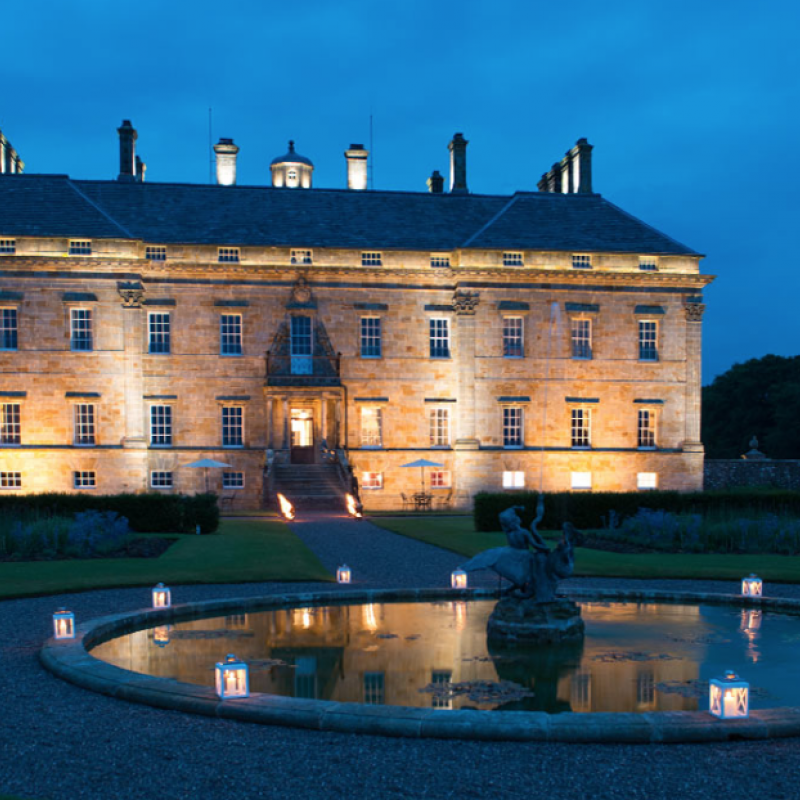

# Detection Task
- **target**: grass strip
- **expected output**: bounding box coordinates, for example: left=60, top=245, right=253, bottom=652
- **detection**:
left=373, top=517, right=800, bottom=582
left=0, top=520, right=332, bottom=600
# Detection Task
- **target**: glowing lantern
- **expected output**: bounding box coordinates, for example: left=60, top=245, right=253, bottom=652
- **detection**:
left=277, top=493, right=295, bottom=520
left=741, top=574, right=763, bottom=597
left=52, top=609, right=75, bottom=640
left=709, top=670, right=749, bottom=719
left=451, top=568, right=468, bottom=589
left=152, top=583, right=172, bottom=608
left=215, top=654, right=249, bottom=699
left=153, top=625, right=171, bottom=648
left=346, top=493, right=363, bottom=519
left=337, top=564, right=352, bottom=584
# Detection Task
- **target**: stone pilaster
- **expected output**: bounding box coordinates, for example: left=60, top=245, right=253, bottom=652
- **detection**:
left=117, top=282, right=147, bottom=449
left=683, top=299, right=706, bottom=453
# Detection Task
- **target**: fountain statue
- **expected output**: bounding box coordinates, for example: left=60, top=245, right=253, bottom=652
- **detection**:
left=461, top=496, right=585, bottom=644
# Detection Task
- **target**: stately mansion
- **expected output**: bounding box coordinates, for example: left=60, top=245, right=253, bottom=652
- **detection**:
left=0, top=121, right=711, bottom=510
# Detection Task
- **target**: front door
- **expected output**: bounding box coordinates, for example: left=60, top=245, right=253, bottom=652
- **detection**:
left=290, top=409, right=314, bottom=463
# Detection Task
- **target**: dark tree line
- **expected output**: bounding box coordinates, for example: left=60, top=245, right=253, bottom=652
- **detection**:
left=702, top=354, right=800, bottom=459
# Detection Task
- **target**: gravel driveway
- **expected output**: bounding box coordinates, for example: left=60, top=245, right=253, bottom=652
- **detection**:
left=2, top=514, right=800, bottom=800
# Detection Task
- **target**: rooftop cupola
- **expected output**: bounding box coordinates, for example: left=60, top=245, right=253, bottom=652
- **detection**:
left=270, top=140, right=314, bottom=189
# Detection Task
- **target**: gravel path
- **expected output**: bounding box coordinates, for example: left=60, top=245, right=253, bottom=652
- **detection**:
left=2, top=517, right=800, bottom=800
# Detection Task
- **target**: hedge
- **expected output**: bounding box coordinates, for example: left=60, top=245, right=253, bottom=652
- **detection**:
left=473, top=489, right=800, bottom=532
left=0, top=492, right=220, bottom=533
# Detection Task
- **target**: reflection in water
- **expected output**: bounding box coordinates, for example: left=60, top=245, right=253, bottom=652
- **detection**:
left=90, top=601, right=800, bottom=714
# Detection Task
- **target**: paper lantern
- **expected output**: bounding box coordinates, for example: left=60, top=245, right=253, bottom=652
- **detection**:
left=337, top=564, right=351, bottom=584
left=741, top=574, right=763, bottom=597
left=709, top=670, right=749, bottom=719
left=451, top=568, right=468, bottom=589
left=152, top=583, right=172, bottom=608
left=215, top=654, right=249, bottom=699
left=52, top=609, right=75, bottom=640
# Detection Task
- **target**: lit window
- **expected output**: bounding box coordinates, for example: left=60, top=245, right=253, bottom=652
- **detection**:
left=502, top=471, right=524, bottom=488
left=146, top=246, right=167, bottom=262
left=362, top=471, right=383, bottom=490
left=222, top=406, right=244, bottom=447
left=290, top=249, right=313, bottom=265
left=430, top=254, right=450, bottom=268
left=503, top=317, right=523, bottom=358
left=639, top=258, right=658, bottom=272
left=286, top=169, right=299, bottom=187
left=571, top=472, right=592, bottom=490
left=503, top=252, right=524, bottom=267
left=218, top=247, right=240, bottom=263
left=0, top=308, right=18, bottom=351
left=364, top=672, right=385, bottom=705
left=360, top=407, right=383, bottom=447
left=503, top=407, right=523, bottom=448
left=361, top=252, right=382, bottom=266
left=220, top=314, right=243, bottom=356
left=360, top=317, right=381, bottom=358
left=0, top=403, right=21, bottom=444
left=70, top=309, right=93, bottom=351
left=69, top=240, right=92, bottom=256
left=639, top=320, right=658, bottom=361
left=0, top=471, right=21, bottom=488
left=150, top=405, right=173, bottom=446
left=0, top=240, right=15, bottom=255
left=431, top=670, right=452, bottom=709
left=637, top=409, right=656, bottom=449
left=638, top=472, right=658, bottom=490
left=429, top=407, right=450, bottom=447
left=572, top=254, right=592, bottom=269
left=151, top=471, right=173, bottom=489
left=223, top=472, right=244, bottom=489
left=148, top=313, right=170, bottom=354
left=637, top=670, right=656, bottom=707
left=571, top=408, right=591, bottom=448
left=74, top=404, right=95, bottom=445
left=571, top=318, right=592, bottom=359
left=429, top=318, right=450, bottom=358
left=74, top=471, right=96, bottom=489
left=430, top=470, right=451, bottom=488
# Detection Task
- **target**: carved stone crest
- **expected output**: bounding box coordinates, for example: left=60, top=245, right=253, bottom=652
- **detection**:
left=288, top=275, right=315, bottom=308
left=117, top=281, right=144, bottom=308
left=684, top=298, right=706, bottom=322
left=452, top=290, right=480, bottom=315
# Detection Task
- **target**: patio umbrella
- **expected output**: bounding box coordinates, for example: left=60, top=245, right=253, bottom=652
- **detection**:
left=184, top=458, right=232, bottom=492
left=400, top=458, right=445, bottom=493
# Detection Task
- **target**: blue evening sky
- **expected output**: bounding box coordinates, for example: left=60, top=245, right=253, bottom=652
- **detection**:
left=2, top=0, right=797, bottom=383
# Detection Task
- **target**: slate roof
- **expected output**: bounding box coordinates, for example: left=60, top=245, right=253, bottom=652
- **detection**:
left=0, top=174, right=699, bottom=255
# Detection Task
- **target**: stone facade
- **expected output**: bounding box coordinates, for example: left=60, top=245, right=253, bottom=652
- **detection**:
left=0, top=128, right=712, bottom=510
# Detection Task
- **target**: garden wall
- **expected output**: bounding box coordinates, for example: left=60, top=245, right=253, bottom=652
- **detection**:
left=704, top=460, right=800, bottom=491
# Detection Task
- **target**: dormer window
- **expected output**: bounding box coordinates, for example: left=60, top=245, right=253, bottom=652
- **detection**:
left=218, top=248, right=240, bottom=263
left=69, top=240, right=92, bottom=256
left=291, top=250, right=313, bottom=265
left=503, top=252, right=524, bottom=267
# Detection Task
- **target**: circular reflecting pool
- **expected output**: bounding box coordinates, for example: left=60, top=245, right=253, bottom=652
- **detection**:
left=90, top=600, right=800, bottom=714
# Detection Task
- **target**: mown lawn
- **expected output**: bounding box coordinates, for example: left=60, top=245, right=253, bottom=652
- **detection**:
left=0, top=520, right=332, bottom=600
left=372, top=517, right=800, bottom=582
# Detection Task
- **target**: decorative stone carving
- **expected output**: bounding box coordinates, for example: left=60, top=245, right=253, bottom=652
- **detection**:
left=117, top=281, right=144, bottom=308
left=287, top=275, right=315, bottom=308
left=685, top=299, right=706, bottom=322
left=452, top=290, right=480, bottom=315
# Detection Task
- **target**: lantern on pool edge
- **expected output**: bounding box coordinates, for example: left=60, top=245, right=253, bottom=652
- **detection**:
left=337, top=564, right=352, bottom=584
left=709, top=670, right=749, bottom=719
left=52, top=609, right=75, bottom=640
left=152, top=582, right=172, bottom=608
left=153, top=625, right=171, bottom=648
left=451, top=568, right=468, bottom=589
left=741, top=574, right=763, bottom=597
left=215, top=654, right=249, bottom=699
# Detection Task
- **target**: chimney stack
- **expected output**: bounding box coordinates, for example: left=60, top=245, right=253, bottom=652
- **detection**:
left=571, top=138, right=593, bottom=193
left=117, top=120, right=137, bottom=182
left=213, top=138, right=240, bottom=186
left=448, top=133, right=468, bottom=193
left=427, top=170, right=444, bottom=194
left=344, top=143, right=368, bottom=190
left=135, top=156, right=146, bottom=183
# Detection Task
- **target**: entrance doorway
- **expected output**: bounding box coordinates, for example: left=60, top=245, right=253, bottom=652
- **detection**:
left=290, top=409, right=314, bottom=463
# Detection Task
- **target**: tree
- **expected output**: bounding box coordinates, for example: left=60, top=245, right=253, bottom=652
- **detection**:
left=702, top=354, right=800, bottom=458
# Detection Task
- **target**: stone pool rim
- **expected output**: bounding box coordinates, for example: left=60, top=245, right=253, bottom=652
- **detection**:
left=40, top=587, right=800, bottom=744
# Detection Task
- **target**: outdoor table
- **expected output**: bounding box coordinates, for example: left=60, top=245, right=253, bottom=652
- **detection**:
left=413, top=493, right=433, bottom=511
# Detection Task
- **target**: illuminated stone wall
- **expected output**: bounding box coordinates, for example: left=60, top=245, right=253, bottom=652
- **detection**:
left=0, top=241, right=709, bottom=509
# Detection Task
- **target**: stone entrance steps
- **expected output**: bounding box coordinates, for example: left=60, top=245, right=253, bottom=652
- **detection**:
left=272, top=463, right=348, bottom=510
